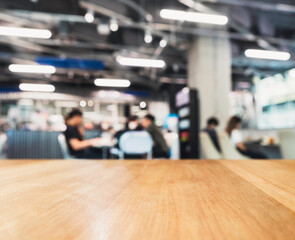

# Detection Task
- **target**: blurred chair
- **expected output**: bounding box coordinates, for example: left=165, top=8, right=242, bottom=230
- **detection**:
left=0, top=134, right=7, bottom=159
left=199, top=132, right=222, bottom=160
left=58, top=134, right=76, bottom=159
left=164, top=132, right=179, bottom=159
left=109, top=147, right=122, bottom=159
left=278, top=130, right=295, bottom=159
left=218, top=132, right=249, bottom=160
left=119, top=131, right=153, bottom=159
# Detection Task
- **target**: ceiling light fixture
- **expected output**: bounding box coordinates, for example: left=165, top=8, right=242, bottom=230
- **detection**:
left=110, top=19, right=119, bottom=32
left=85, top=10, right=95, bottom=23
left=19, top=83, right=55, bottom=92
left=159, top=39, right=168, bottom=48
left=245, top=49, right=291, bottom=61
left=0, top=26, right=52, bottom=39
left=140, top=101, right=147, bottom=109
left=9, top=64, right=56, bottom=74
left=117, top=56, right=165, bottom=68
left=160, top=9, right=228, bottom=25
left=80, top=100, right=87, bottom=108
left=97, top=23, right=110, bottom=35
left=87, top=100, right=94, bottom=107
left=94, top=78, right=131, bottom=88
left=144, top=31, right=153, bottom=44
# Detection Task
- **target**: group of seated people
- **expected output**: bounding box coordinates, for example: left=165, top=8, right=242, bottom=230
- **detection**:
left=203, top=116, right=267, bottom=159
left=64, top=109, right=169, bottom=159
left=64, top=108, right=264, bottom=160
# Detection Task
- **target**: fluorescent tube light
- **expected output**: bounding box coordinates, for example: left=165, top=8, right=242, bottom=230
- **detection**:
left=94, top=79, right=131, bottom=88
left=117, top=56, right=165, bottom=68
left=9, top=64, right=56, bottom=74
left=160, top=9, right=228, bottom=25
left=0, top=26, right=52, bottom=39
left=19, top=83, right=55, bottom=92
left=245, top=49, right=291, bottom=61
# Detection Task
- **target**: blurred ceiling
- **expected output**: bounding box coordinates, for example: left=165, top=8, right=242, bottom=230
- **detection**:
left=1, top=0, right=295, bottom=90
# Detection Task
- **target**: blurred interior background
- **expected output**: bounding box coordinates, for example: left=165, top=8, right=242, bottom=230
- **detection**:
left=0, top=0, right=295, bottom=159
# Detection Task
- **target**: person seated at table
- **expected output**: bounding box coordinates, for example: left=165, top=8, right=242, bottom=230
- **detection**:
left=114, top=115, right=143, bottom=143
left=142, top=114, right=169, bottom=159
left=64, top=109, right=102, bottom=159
left=202, top=117, right=221, bottom=152
left=225, top=116, right=267, bottom=159
left=112, top=116, right=144, bottom=159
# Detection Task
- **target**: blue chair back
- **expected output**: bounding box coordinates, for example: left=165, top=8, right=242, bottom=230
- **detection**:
left=0, top=134, right=7, bottom=159
left=58, top=134, right=76, bottom=159
left=119, top=131, right=153, bottom=159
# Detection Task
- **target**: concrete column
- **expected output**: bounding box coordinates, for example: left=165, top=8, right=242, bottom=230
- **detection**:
left=188, top=35, right=232, bottom=129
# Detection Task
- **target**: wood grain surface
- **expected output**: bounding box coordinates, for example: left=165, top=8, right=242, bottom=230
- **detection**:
left=0, top=160, right=295, bottom=240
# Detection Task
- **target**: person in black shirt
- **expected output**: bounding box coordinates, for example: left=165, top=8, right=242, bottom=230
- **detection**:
left=202, top=117, right=221, bottom=152
left=64, top=109, right=101, bottom=159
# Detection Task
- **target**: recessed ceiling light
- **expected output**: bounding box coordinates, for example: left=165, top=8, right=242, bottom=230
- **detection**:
left=140, top=101, right=147, bottom=109
left=80, top=100, right=87, bottom=108
left=87, top=100, right=94, bottom=107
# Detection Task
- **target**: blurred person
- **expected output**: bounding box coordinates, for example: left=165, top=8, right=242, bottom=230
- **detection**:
left=31, top=110, right=48, bottom=130
left=202, top=117, right=221, bottom=152
left=114, top=116, right=143, bottom=140
left=64, top=109, right=102, bottom=159
left=110, top=116, right=144, bottom=159
left=84, top=122, right=94, bottom=130
left=114, top=116, right=143, bottom=146
left=101, top=121, right=111, bottom=131
left=64, top=115, right=70, bottom=125
left=226, top=116, right=267, bottom=159
left=127, top=115, right=143, bottom=131
left=142, top=114, right=169, bottom=158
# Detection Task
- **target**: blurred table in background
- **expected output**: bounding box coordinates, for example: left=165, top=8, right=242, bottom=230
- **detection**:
left=92, top=137, right=115, bottom=159
left=0, top=160, right=295, bottom=239
left=245, top=142, right=282, bottom=159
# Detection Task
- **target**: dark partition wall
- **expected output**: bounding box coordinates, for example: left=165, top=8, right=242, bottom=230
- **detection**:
left=7, top=131, right=62, bottom=159
left=6, top=130, right=101, bottom=159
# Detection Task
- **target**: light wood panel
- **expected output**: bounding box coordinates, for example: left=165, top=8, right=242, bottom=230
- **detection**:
left=0, top=160, right=295, bottom=240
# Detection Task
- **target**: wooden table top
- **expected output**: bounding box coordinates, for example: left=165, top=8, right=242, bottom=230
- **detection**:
left=1, top=160, right=295, bottom=240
